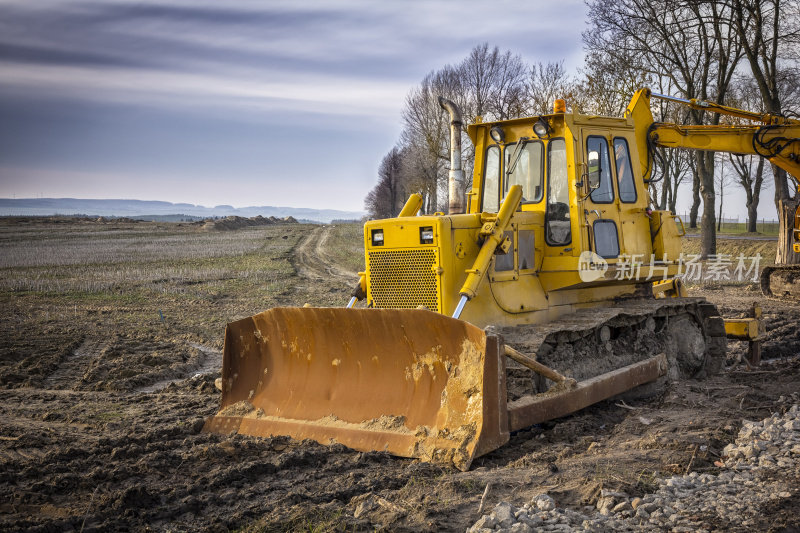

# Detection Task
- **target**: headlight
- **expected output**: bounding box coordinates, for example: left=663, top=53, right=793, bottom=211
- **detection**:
left=490, top=126, right=505, bottom=144
left=533, top=117, right=550, bottom=138
left=371, top=229, right=384, bottom=246
left=419, top=226, right=434, bottom=244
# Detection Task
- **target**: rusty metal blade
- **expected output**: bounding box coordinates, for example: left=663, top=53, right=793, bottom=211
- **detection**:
left=203, top=307, right=509, bottom=470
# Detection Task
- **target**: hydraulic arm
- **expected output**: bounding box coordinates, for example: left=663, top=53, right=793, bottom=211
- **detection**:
left=627, top=88, right=800, bottom=181
left=627, top=88, right=800, bottom=298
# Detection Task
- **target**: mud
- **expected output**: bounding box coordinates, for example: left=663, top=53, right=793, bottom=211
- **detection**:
left=2, top=220, right=800, bottom=532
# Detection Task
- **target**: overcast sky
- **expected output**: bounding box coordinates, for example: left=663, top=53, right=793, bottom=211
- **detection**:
left=0, top=0, right=777, bottom=220
left=0, top=0, right=586, bottom=212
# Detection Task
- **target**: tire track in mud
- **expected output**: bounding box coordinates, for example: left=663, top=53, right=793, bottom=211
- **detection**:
left=43, top=337, right=103, bottom=390
left=279, top=225, right=358, bottom=307
left=135, top=343, right=221, bottom=393
left=43, top=337, right=222, bottom=394
left=292, top=225, right=358, bottom=282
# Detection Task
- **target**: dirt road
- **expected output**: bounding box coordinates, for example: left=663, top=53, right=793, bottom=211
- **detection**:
left=293, top=225, right=359, bottom=282
left=277, top=225, right=358, bottom=308
left=1, top=219, right=799, bottom=532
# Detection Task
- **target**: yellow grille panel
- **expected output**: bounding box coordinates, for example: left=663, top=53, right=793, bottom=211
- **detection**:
left=367, top=249, right=440, bottom=312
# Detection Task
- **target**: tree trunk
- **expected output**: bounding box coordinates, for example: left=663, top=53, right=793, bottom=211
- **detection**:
left=774, top=166, right=800, bottom=265
left=776, top=196, right=800, bottom=265
left=659, top=172, right=670, bottom=210
left=690, top=173, right=701, bottom=229
left=669, top=172, right=680, bottom=213
left=698, top=152, right=716, bottom=259
left=746, top=158, right=763, bottom=233
left=747, top=202, right=758, bottom=233
left=650, top=184, right=659, bottom=209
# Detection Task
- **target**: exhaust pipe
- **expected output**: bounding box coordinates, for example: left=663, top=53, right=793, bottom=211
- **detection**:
left=438, top=96, right=465, bottom=215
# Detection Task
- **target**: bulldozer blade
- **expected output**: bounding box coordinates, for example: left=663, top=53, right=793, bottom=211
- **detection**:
left=203, top=307, right=510, bottom=470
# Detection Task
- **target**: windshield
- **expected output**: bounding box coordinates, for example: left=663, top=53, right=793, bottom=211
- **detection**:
left=482, top=145, right=501, bottom=212
left=545, top=138, right=571, bottom=246
left=587, top=136, right=614, bottom=203
left=504, top=141, right=544, bottom=203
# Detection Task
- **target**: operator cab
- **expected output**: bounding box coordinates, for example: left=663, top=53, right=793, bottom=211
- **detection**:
left=467, top=101, right=653, bottom=270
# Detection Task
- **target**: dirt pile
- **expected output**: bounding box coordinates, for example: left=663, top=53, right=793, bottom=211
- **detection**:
left=198, top=215, right=297, bottom=231
left=469, top=394, right=800, bottom=532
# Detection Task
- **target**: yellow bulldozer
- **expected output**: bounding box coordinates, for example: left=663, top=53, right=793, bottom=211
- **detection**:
left=205, top=89, right=800, bottom=470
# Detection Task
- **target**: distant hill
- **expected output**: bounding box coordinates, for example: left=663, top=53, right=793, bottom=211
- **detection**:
left=0, top=198, right=364, bottom=224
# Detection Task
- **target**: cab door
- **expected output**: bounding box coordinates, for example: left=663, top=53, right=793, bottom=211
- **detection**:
left=583, top=133, right=622, bottom=259
left=612, top=134, right=652, bottom=258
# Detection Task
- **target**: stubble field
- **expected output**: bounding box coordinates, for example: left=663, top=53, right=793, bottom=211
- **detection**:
left=1, top=217, right=799, bottom=532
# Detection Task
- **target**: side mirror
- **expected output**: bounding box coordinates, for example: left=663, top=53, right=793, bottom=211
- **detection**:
left=587, top=150, right=601, bottom=190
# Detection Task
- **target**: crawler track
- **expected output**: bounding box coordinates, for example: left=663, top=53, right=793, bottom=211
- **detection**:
left=498, top=298, right=727, bottom=400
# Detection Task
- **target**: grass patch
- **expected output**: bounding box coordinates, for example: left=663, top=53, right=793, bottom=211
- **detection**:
left=325, top=223, right=366, bottom=273
left=681, top=236, right=776, bottom=266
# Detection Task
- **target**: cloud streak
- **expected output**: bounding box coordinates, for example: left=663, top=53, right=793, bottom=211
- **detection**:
left=0, top=0, right=591, bottom=210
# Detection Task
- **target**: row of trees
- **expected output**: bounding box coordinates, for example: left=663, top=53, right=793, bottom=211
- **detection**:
left=365, top=0, right=799, bottom=262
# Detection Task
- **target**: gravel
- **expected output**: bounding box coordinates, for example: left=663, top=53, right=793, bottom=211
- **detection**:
left=467, top=403, right=800, bottom=532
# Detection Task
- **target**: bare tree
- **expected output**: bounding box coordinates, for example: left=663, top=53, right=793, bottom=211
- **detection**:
left=526, top=61, right=576, bottom=115
left=399, top=140, right=443, bottom=214
left=726, top=78, right=775, bottom=233
left=575, top=49, right=651, bottom=116
left=729, top=0, right=800, bottom=264
left=364, top=146, right=407, bottom=219
left=730, top=153, right=770, bottom=232
left=396, top=44, right=528, bottom=213
left=400, top=68, right=458, bottom=212
left=456, top=43, right=528, bottom=198
left=649, top=77, right=694, bottom=217
left=458, top=43, right=528, bottom=122
left=651, top=148, right=692, bottom=213
left=715, top=154, right=735, bottom=231
left=585, top=0, right=744, bottom=258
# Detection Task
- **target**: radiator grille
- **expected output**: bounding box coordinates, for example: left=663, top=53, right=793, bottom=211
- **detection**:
left=367, top=249, right=440, bottom=312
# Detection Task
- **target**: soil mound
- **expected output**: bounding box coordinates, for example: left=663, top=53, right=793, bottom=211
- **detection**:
left=197, top=215, right=297, bottom=231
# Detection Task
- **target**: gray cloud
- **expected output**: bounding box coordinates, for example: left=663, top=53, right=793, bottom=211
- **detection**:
left=0, top=0, right=592, bottom=210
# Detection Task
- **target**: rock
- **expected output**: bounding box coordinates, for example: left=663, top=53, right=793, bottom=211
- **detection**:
left=522, top=515, right=543, bottom=527
left=510, top=523, right=532, bottom=533
left=600, top=489, right=628, bottom=499
left=612, top=501, right=633, bottom=513
left=493, top=502, right=515, bottom=527
left=533, top=494, right=556, bottom=511
left=758, top=454, right=776, bottom=467
left=743, top=444, right=760, bottom=459
left=469, top=514, right=497, bottom=531
left=596, top=496, right=615, bottom=512
left=465, top=405, right=800, bottom=533
left=641, top=502, right=660, bottom=513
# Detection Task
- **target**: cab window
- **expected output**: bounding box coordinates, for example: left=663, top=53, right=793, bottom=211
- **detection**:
left=614, top=137, right=637, bottom=203
left=587, top=136, right=614, bottom=203
left=545, top=138, right=571, bottom=246
left=504, top=141, right=544, bottom=204
left=482, top=145, right=500, bottom=212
